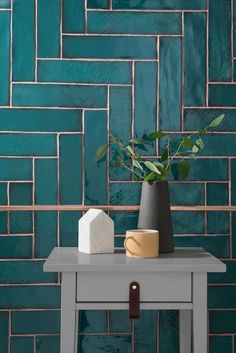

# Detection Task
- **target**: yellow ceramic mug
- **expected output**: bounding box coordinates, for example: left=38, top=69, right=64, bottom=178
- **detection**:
left=124, top=229, right=159, bottom=258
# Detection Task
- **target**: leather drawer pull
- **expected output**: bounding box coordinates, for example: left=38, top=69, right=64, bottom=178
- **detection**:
left=129, top=281, right=140, bottom=319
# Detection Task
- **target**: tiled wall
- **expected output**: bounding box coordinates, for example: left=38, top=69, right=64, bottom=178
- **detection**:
left=0, top=0, right=235, bottom=352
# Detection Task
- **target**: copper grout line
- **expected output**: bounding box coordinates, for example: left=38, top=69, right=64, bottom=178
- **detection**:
left=81, top=111, right=85, bottom=206
left=87, top=9, right=208, bottom=13
left=109, top=0, right=112, bottom=10
left=9, top=0, right=13, bottom=107
left=156, top=36, right=159, bottom=156
left=0, top=283, right=60, bottom=287
left=232, top=334, right=235, bottom=353
left=12, top=81, right=134, bottom=86
left=156, top=310, right=160, bottom=353
left=56, top=134, right=60, bottom=250
left=61, top=33, right=182, bottom=38
left=8, top=311, right=11, bottom=353
left=131, top=61, right=135, bottom=140
left=131, top=319, right=135, bottom=353
left=208, top=81, right=236, bottom=84
left=32, top=158, right=35, bottom=259
left=7, top=182, right=10, bottom=235
left=107, top=86, right=110, bottom=207
left=106, top=309, right=110, bottom=333
left=229, top=159, right=233, bottom=259
left=0, top=8, right=11, bottom=11
left=231, top=0, right=234, bottom=82
left=60, top=0, right=63, bottom=58
left=11, top=333, right=60, bottom=337
left=204, top=181, right=207, bottom=235
left=34, top=335, right=36, bottom=353
left=35, top=0, right=38, bottom=81
left=77, top=332, right=132, bottom=336
left=206, top=0, right=209, bottom=106
left=0, top=233, right=33, bottom=236
left=0, top=258, right=49, bottom=262
left=109, top=180, right=229, bottom=184
left=181, top=11, right=184, bottom=131
left=0, top=106, right=109, bottom=110
left=184, top=105, right=236, bottom=109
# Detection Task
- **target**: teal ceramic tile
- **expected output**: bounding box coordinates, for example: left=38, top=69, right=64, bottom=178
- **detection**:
left=209, top=0, right=231, bottom=81
left=172, top=211, right=205, bottom=234
left=114, top=236, right=125, bottom=247
left=134, top=310, right=157, bottom=353
left=174, top=235, right=230, bottom=258
left=184, top=109, right=236, bottom=131
left=38, top=0, right=60, bottom=58
left=11, top=337, right=34, bottom=353
left=0, top=0, right=10, bottom=7
left=0, top=183, right=7, bottom=205
left=36, top=336, right=60, bottom=353
left=209, top=260, right=235, bottom=283
left=59, top=134, right=82, bottom=204
left=0, top=158, right=32, bottom=180
left=209, top=85, right=236, bottom=106
left=87, top=12, right=181, bottom=34
left=35, top=212, right=57, bottom=258
left=10, top=183, right=32, bottom=205
left=109, top=311, right=131, bottom=333
left=207, top=183, right=229, bottom=206
left=169, top=183, right=204, bottom=205
left=109, top=86, right=132, bottom=181
left=87, top=0, right=109, bottom=8
left=63, top=36, right=157, bottom=59
left=231, top=212, right=236, bottom=258
left=62, top=0, right=84, bottom=33
left=78, top=335, right=132, bottom=353
left=112, top=0, right=206, bottom=9
left=0, top=212, right=7, bottom=234
left=10, top=212, right=33, bottom=234
left=0, top=312, right=9, bottom=353
left=110, top=212, right=138, bottom=234
left=134, top=61, right=157, bottom=155
left=209, top=336, right=232, bottom=353
left=159, top=37, right=182, bottom=130
left=79, top=311, right=107, bottom=333
left=59, top=211, right=81, bottom=247
left=109, top=182, right=141, bottom=205
left=0, top=236, right=32, bottom=259
left=12, top=84, right=107, bottom=108
left=0, top=134, right=56, bottom=156
left=210, top=311, right=236, bottom=333
left=84, top=110, right=107, bottom=205
left=12, top=310, right=60, bottom=334
left=0, top=261, right=57, bottom=284
left=0, top=286, right=60, bottom=309
left=207, top=212, right=229, bottom=234
left=38, top=60, right=131, bottom=84
left=159, top=311, right=179, bottom=353
left=35, top=159, right=57, bottom=205
left=12, top=0, right=35, bottom=81
left=0, top=108, right=82, bottom=132
left=231, top=160, right=236, bottom=205
left=208, top=285, right=236, bottom=308
left=184, top=12, right=206, bottom=106
left=0, top=12, right=10, bottom=105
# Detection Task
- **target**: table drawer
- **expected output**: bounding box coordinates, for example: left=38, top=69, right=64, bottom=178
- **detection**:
left=76, top=272, right=191, bottom=302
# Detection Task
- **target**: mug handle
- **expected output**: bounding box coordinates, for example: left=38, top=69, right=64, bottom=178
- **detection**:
left=124, top=236, right=140, bottom=257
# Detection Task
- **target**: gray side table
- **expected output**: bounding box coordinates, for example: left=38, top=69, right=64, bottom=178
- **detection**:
left=44, top=247, right=226, bottom=353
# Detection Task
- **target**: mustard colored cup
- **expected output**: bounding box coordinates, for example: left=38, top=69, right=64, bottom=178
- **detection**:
left=124, top=229, right=159, bottom=258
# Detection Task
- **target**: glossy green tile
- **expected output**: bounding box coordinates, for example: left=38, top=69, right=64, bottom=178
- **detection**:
left=209, top=261, right=236, bottom=283
left=0, top=158, right=32, bottom=180
left=209, top=0, right=231, bottom=81
left=62, top=0, right=84, bottom=33
left=0, top=134, right=56, bottom=156
left=38, top=0, right=60, bottom=57
left=78, top=335, right=131, bottom=353
left=109, top=311, right=131, bottom=333
left=210, top=311, right=236, bottom=333
left=35, top=159, right=57, bottom=205
left=172, top=211, right=205, bottom=234
left=38, top=60, right=131, bottom=84
left=159, top=311, right=179, bottom=353
left=63, top=36, right=157, bottom=59
left=11, top=337, right=34, bottom=353
left=169, top=183, right=204, bottom=205
left=134, top=61, right=157, bottom=155
left=36, top=336, right=60, bottom=353
left=12, top=0, right=35, bottom=81
left=12, top=310, right=60, bottom=334
left=231, top=160, right=236, bottom=205
left=0, top=183, right=7, bottom=205
left=87, top=12, right=181, bottom=34
left=209, top=336, right=232, bottom=353
left=112, top=0, right=206, bottom=9
left=174, top=235, right=230, bottom=258
left=207, top=212, right=229, bottom=234
left=109, top=86, right=132, bottom=181
left=87, top=0, right=109, bottom=8
left=0, top=236, right=32, bottom=259
left=59, top=134, right=82, bottom=204
left=79, top=311, right=107, bottom=333
left=209, top=85, right=236, bottom=106
left=184, top=12, right=206, bottom=106
left=0, top=12, right=10, bottom=105
left=35, top=212, right=57, bottom=258
left=207, top=183, right=229, bottom=206
left=59, top=211, right=81, bottom=247
left=84, top=111, right=107, bottom=205
left=134, top=310, right=157, bottom=353
left=110, top=182, right=141, bottom=205
left=10, top=212, right=33, bottom=234
left=231, top=212, right=236, bottom=258
left=208, top=285, right=236, bottom=308
left=0, top=312, right=9, bottom=353
left=110, top=212, right=138, bottom=234
left=12, top=84, right=107, bottom=108
left=159, top=37, right=182, bottom=130
left=10, top=183, right=32, bottom=205
left=0, top=286, right=60, bottom=309
left=0, top=0, right=10, bottom=7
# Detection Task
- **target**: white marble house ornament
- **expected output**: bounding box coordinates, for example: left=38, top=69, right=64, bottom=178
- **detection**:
left=78, top=208, right=114, bottom=254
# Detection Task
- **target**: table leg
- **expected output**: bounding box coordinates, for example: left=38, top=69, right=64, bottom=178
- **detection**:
left=61, top=272, right=77, bottom=353
left=193, top=273, right=208, bottom=353
left=179, top=310, right=192, bottom=353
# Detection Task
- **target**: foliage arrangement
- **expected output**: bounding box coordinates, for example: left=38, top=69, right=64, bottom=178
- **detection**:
left=95, top=114, right=225, bottom=183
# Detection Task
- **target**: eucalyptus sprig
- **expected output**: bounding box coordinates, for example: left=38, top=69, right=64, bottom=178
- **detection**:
left=95, top=114, right=225, bottom=183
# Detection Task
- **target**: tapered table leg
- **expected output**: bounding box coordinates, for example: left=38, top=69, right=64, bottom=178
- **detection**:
left=179, top=309, right=192, bottom=353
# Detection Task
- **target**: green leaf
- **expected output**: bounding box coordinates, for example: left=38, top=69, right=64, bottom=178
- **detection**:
left=198, top=129, right=207, bottom=135
left=160, top=148, right=169, bottom=162
left=208, top=114, right=225, bottom=128
left=95, top=144, right=108, bottom=162
left=133, top=160, right=143, bottom=171
left=153, top=161, right=164, bottom=170
left=182, top=137, right=193, bottom=149
left=195, top=138, right=204, bottom=149
left=144, top=171, right=156, bottom=181
left=126, top=145, right=135, bottom=156
left=144, top=161, right=161, bottom=175
left=129, top=138, right=150, bottom=145
left=147, top=131, right=166, bottom=140
left=192, top=145, right=199, bottom=153
left=114, top=156, right=122, bottom=169
left=178, top=159, right=190, bottom=179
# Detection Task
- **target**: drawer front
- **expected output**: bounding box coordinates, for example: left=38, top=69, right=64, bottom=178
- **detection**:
left=77, top=272, right=191, bottom=302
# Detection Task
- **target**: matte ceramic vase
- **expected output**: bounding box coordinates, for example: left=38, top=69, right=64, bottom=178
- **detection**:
left=138, top=181, right=174, bottom=253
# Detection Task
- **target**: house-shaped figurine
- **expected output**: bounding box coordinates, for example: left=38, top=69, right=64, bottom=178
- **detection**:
left=78, top=209, right=114, bottom=254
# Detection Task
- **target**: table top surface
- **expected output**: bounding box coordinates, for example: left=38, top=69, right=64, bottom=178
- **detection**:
left=43, top=247, right=226, bottom=273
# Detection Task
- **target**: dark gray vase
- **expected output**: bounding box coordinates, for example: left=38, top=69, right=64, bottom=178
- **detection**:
left=138, top=181, right=174, bottom=253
